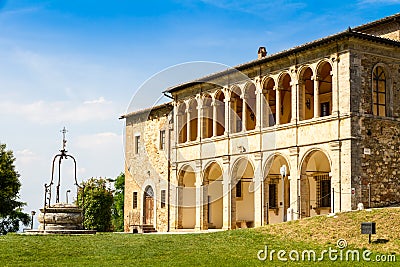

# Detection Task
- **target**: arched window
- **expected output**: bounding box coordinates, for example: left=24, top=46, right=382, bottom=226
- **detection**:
left=372, top=66, right=387, bottom=116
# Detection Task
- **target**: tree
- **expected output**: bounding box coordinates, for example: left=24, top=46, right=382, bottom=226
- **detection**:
left=112, top=173, right=124, bottom=232
left=0, top=143, right=30, bottom=235
left=77, top=177, right=113, bottom=232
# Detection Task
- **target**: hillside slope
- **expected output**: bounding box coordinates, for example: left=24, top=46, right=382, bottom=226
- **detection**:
left=257, top=207, right=400, bottom=253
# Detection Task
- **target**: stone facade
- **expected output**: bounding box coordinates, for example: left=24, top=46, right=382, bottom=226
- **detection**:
left=122, top=14, right=400, bottom=232
left=123, top=104, right=173, bottom=232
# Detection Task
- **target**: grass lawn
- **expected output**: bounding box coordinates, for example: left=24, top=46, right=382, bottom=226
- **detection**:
left=1, top=208, right=399, bottom=266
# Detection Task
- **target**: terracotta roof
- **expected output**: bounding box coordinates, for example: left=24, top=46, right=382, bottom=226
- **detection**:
left=165, top=28, right=400, bottom=94
left=353, top=13, right=400, bottom=31
left=120, top=102, right=172, bottom=119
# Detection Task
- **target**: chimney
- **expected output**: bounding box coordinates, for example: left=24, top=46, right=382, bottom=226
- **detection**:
left=258, top=47, right=267, bottom=59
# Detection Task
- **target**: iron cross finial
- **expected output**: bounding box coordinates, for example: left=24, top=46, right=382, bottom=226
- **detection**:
left=61, top=127, right=68, bottom=151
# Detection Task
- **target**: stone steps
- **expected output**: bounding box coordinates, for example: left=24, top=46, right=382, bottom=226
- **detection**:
left=142, top=225, right=157, bottom=233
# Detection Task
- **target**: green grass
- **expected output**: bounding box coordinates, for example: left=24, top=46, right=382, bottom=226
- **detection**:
left=1, top=208, right=400, bottom=266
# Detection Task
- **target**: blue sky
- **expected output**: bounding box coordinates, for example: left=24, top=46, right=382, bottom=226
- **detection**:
left=0, top=0, right=399, bottom=228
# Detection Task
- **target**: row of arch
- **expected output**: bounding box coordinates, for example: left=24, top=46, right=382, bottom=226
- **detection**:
left=176, top=149, right=332, bottom=229
left=177, top=61, right=333, bottom=143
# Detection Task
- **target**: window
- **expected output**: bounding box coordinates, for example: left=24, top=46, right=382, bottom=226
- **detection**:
left=135, top=135, right=140, bottom=154
left=235, top=180, right=242, bottom=198
left=161, top=190, right=166, bottom=208
left=315, top=174, right=331, bottom=208
left=320, top=180, right=331, bottom=208
left=236, top=119, right=242, bottom=132
left=133, top=192, right=138, bottom=209
left=159, top=130, right=165, bottom=150
left=320, top=102, right=330, bottom=117
left=372, top=66, right=386, bottom=116
left=268, top=183, right=278, bottom=209
left=268, top=113, right=276, bottom=127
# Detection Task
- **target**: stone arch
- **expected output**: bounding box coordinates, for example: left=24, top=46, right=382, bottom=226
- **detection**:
left=261, top=75, right=277, bottom=89
left=316, top=60, right=333, bottom=117
left=262, top=77, right=276, bottom=127
left=177, top=164, right=196, bottom=229
left=277, top=72, right=292, bottom=124
left=263, top=152, right=292, bottom=179
left=243, top=81, right=257, bottom=131
left=203, top=159, right=223, bottom=175
left=299, top=148, right=332, bottom=174
left=299, top=148, right=332, bottom=218
left=214, top=90, right=226, bottom=136
left=230, top=85, right=243, bottom=133
left=298, top=65, right=315, bottom=121
left=230, top=157, right=255, bottom=229
left=202, top=93, right=213, bottom=138
left=187, top=98, right=198, bottom=141
left=203, top=161, right=223, bottom=229
left=177, top=101, right=187, bottom=143
left=315, top=59, right=332, bottom=74
left=263, top=153, right=291, bottom=224
left=230, top=156, right=255, bottom=180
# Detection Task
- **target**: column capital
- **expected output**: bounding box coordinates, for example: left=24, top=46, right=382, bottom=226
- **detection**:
left=222, top=155, right=230, bottom=165
left=171, top=162, right=178, bottom=171
left=312, top=75, right=321, bottom=81
left=254, top=76, right=262, bottom=84
left=289, top=147, right=299, bottom=156
left=195, top=160, right=202, bottom=169
left=254, top=152, right=262, bottom=161
left=329, top=141, right=341, bottom=151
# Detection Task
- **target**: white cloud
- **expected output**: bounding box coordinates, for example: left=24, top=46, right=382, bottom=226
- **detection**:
left=0, top=98, right=117, bottom=124
left=76, top=132, right=122, bottom=149
left=84, top=96, right=110, bottom=104
left=15, top=149, right=40, bottom=164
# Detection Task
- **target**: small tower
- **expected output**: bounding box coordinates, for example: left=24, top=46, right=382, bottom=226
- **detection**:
left=258, top=47, right=267, bottom=59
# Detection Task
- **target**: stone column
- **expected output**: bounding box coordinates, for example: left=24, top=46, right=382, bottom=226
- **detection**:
left=197, top=96, right=202, bottom=141
left=186, top=105, right=191, bottom=142
left=288, top=147, right=300, bottom=220
left=194, top=162, right=203, bottom=231
left=255, top=78, right=263, bottom=130
left=171, top=162, right=179, bottom=230
left=173, top=102, right=179, bottom=144
left=264, top=90, right=270, bottom=127
left=275, top=87, right=281, bottom=125
left=232, top=98, right=237, bottom=133
left=331, top=56, right=339, bottom=115
left=253, top=153, right=263, bottom=227
left=224, top=94, right=231, bottom=135
left=329, top=141, right=342, bottom=213
left=242, top=94, right=247, bottom=132
left=290, top=81, right=297, bottom=123
left=222, top=156, right=231, bottom=230
left=314, top=76, right=320, bottom=118
left=212, top=100, right=218, bottom=137
left=298, top=81, right=305, bottom=121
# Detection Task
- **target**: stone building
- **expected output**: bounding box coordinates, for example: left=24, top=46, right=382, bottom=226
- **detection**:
left=122, top=13, right=400, bottom=232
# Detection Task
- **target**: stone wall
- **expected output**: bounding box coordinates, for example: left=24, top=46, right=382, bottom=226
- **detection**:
left=357, top=20, right=400, bottom=41
left=124, top=104, right=173, bottom=232
left=350, top=42, right=400, bottom=208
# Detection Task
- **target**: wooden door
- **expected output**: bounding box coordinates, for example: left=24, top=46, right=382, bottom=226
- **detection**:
left=145, top=195, right=153, bottom=224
